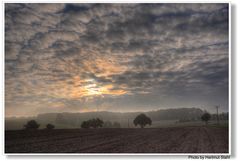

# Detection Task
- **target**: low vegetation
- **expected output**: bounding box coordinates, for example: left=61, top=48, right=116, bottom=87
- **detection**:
left=46, top=124, right=55, bottom=130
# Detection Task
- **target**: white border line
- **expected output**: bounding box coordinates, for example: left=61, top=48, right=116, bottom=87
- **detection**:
left=2, top=0, right=5, bottom=157
left=2, top=1, right=231, bottom=156
left=228, top=2, right=231, bottom=156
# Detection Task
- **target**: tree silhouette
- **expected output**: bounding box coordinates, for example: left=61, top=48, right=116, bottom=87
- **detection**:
left=81, top=118, right=103, bottom=128
left=81, top=121, right=90, bottom=128
left=95, top=118, right=103, bottom=128
left=24, top=120, right=40, bottom=130
left=133, top=113, right=152, bottom=128
left=89, top=119, right=97, bottom=128
left=201, top=112, right=211, bottom=125
left=46, top=124, right=55, bottom=130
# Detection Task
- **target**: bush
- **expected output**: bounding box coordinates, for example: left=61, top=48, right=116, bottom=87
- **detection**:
left=46, top=124, right=55, bottom=130
left=24, top=120, right=40, bottom=130
left=201, top=112, right=211, bottom=125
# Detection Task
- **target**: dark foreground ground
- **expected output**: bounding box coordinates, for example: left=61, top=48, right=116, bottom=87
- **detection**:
left=5, top=126, right=228, bottom=153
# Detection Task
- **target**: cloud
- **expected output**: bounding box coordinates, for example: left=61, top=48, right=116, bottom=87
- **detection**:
left=5, top=3, right=229, bottom=116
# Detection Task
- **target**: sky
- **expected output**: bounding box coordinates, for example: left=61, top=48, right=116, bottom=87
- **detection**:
left=5, top=3, right=229, bottom=117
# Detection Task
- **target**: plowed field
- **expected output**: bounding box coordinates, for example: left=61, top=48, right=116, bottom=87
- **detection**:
left=5, top=126, right=228, bottom=153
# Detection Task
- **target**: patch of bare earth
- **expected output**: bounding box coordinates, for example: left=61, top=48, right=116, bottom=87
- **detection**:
left=5, top=126, right=228, bottom=153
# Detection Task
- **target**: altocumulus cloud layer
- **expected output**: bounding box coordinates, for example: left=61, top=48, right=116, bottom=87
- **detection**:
left=5, top=3, right=229, bottom=116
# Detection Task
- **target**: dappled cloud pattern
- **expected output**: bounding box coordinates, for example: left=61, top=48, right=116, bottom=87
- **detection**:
left=5, top=4, right=229, bottom=116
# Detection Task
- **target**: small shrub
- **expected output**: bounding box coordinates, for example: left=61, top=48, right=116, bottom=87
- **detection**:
left=46, top=124, right=55, bottom=130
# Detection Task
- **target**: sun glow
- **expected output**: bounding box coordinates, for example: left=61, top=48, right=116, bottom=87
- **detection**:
left=84, top=83, right=127, bottom=96
left=42, top=76, right=127, bottom=100
left=84, top=83, right=102, bottom=96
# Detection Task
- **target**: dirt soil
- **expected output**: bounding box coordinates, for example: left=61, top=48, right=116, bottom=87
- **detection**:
left=5, top=126, right=229, bottom=153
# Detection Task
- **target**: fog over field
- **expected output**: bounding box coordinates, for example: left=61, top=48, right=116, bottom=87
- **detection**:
left=5, top=3, right=229, bottom=117
left=5, top=108, right=229, bottom=130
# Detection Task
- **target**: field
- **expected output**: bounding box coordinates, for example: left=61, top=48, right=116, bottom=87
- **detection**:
left=5, top=126, right=228, bottom=153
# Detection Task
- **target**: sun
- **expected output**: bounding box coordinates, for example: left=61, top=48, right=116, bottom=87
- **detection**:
left=84, top=80, right=127, bottom=97
left=84, top=83, right=102, bottom=96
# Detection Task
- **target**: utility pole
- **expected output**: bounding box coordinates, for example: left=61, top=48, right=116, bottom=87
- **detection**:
left=128, top=119, right=129, bottom=128
left=216, top=105, right=220, bottom=125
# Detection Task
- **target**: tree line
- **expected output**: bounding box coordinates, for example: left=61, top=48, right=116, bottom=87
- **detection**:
left=23, top=112, right=212, bottom=130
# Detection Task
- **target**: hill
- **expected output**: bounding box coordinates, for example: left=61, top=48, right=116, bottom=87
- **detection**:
left=5, top=107, right=209, bottom=130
